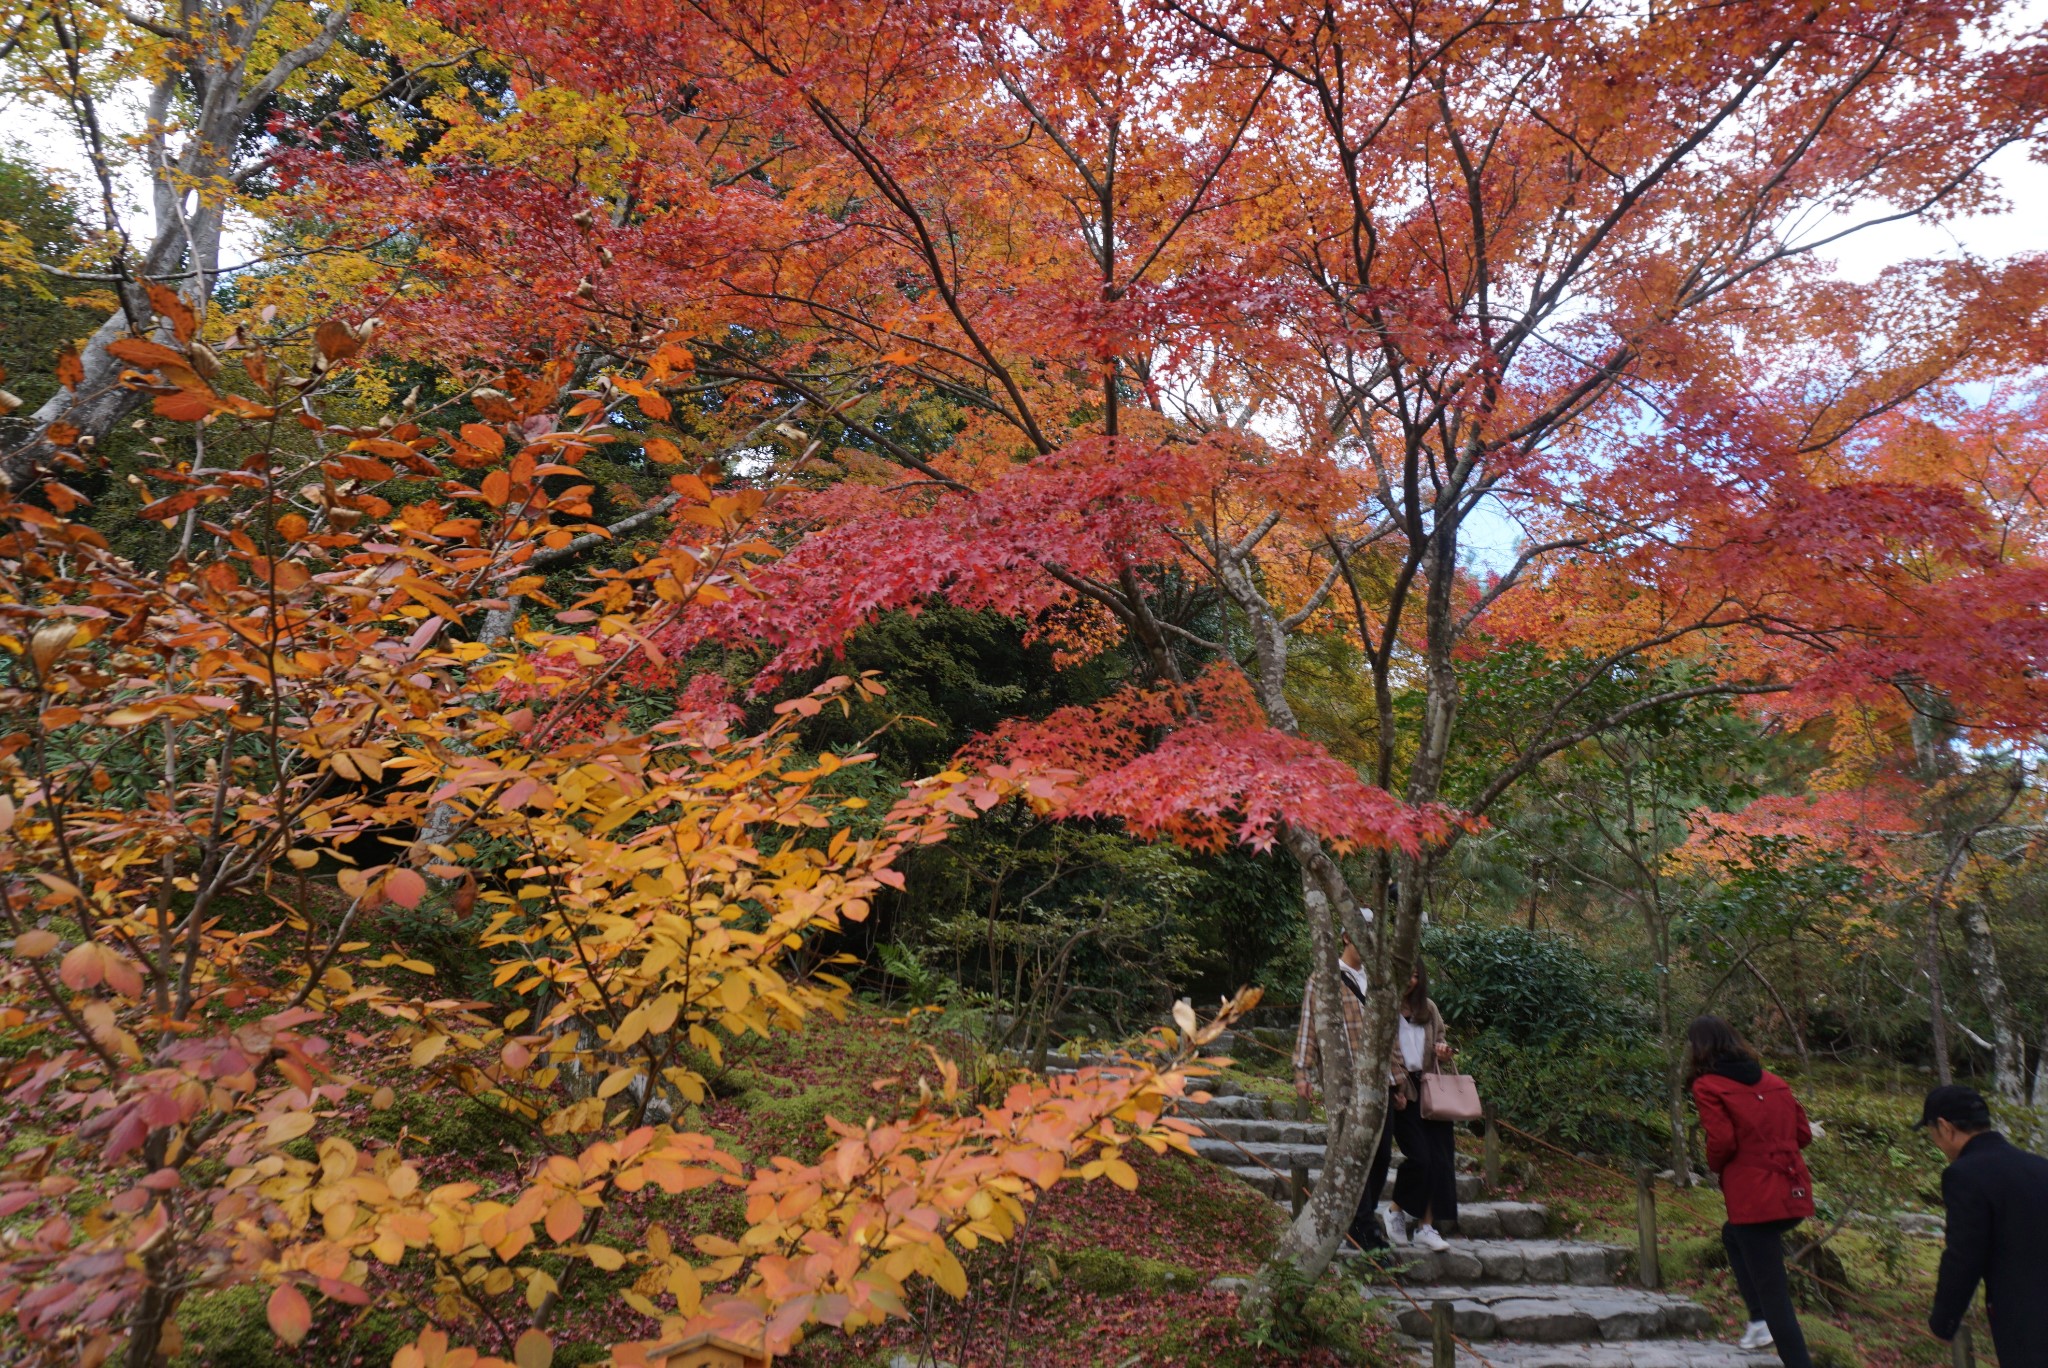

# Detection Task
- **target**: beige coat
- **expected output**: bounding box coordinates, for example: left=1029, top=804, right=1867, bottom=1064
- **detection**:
left=1391, top=997, right=1449, bottom=1106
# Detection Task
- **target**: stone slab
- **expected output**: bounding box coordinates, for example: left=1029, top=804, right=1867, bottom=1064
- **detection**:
left=1413, top=1341, right=1780, bottom=1368
left=1385, top=1286, right=1725, bottom=1343
left=1360, top=1240, right=1627, bottom=1286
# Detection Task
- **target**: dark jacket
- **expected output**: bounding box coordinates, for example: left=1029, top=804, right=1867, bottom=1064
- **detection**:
left=1692, top=1060, right=1815, bottom=1224
left=1931, top=1130, right=2048, bottom=1364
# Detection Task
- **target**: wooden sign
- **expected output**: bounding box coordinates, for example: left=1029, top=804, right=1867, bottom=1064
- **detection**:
left=648, top=1331, right=772, bottom=1368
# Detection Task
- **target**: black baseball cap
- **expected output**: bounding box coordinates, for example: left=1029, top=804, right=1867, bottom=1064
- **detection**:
left=1917, top=1084, right=1993, bottom=1131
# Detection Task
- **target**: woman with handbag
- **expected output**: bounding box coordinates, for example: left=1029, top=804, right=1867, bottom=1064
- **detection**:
left=1386, top=959, right=1458, bottom=1252
left=1687, top=1015, right=1815, bottom=1368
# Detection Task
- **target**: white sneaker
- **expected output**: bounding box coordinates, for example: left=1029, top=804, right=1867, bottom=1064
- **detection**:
left=1384, top=1207, right=1410, bottom=1245
left=1411, top=1223, right=1450, bottom=1253
left=1738, top=1321, right=1774, bottom=1350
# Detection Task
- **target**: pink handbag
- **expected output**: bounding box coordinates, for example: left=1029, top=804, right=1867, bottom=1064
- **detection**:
left=1420, top=1071, right=1483, bottom=1122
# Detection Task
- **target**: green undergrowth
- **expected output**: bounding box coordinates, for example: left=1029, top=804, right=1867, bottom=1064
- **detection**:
left=172, top=1282, right=409, bottom=1368
left=161, top=1002, right=1408, bottom=1366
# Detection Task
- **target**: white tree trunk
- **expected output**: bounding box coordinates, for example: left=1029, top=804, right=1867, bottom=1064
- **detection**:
left=1956, top=899, right=2026, bottom=1102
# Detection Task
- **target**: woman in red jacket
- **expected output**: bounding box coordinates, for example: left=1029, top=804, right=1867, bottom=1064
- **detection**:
left=1687, top=1016, right=1815, bottom=1368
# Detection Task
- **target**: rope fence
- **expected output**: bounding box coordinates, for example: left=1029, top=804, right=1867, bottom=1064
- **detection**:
left=1087, top=1028, right=1982, bottom=1365
left=1491, top=1118, right=1997, bottom=1366
left=1182, top=1096, right=1501, bottom=1368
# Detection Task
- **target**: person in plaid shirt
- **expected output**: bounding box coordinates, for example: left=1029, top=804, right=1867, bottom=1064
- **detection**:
left=1293, top=937, right=1398, bottom=1254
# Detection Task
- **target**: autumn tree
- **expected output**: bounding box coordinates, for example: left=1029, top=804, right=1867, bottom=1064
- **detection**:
left=0, top=0, right=501, bottom=485
left=230, top=0, right=2048, bottom=1306
left=0, top=299, right=1260, bottom=1367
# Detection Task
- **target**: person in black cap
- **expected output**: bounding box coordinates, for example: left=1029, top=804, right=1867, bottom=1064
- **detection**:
left=1922, top=1083, right=2048, bottom=1365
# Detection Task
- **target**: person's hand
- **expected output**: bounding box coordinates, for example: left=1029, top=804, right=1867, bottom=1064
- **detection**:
left=1295, top=1074, right=1313, bottom=1102
left=1435, top=1041, right=1453, bottom=1062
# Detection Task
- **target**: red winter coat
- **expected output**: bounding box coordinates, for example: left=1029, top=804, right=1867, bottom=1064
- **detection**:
left=1692, top=1065, right=1815, bottom=1225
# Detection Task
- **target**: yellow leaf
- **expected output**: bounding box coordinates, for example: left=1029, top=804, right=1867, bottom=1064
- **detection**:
left=644, top=995, right=679, bottom=1035
left=610, top=1007, right=649, bottom=1051
left=597, top=1068, right=638, bottom=1099
left=514, top=1329, right=553, bottom=1368
left=411, top=1035, right=448, bottom=1067
left=666, top=1259, right=701, bottom=1312
left=264, top=1111, right=316, bottom=1147
left=370, top=1086, right=395, bottom=1111
left=1103, top=1158, right=1138, bottom=1191
left=584, top=1244, right=624, bottom=1271
left=371, top=1228, right=406, bottom=1264
left=930, top=1246, right=968, bottom=1298
left=287, top=849, right=319, bottom=870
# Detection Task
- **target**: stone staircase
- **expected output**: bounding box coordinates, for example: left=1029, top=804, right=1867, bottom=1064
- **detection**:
left=1046, top=1042, right=1776, bottom=1368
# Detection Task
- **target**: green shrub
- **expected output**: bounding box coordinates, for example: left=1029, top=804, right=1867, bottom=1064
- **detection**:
left=1426, top=924, right=1639, bottom=1042
left=1422, top=925, right=1671, bottom=1157
left=1301, top=1281, right=1405, bottom=1365
left=1459, top=1033, right=1669, bottom=1158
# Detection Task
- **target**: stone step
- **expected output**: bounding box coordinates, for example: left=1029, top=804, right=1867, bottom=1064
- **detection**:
left=1231, top=1165, right=1485, bottom=1204
left=1384, top=1285, right=1715, bottom=1343
left=1043, top=1063, right=1267, bottom=1101
left=1194, top=1116, right=1329, bottom=1144
left=1422, top=1342, right=1778, bottom=1368
left=1425, top=1200, right=1548, bottom=1242
left=1174, top=1092, right=1277, bottom=1119
left=1268, top=1198, right=1542, bottom=1243
left=1192, top=1135, right=1482, bottom=1169
left=1352, top=1240, right=1630, bottom=1288
left=1189, top=1137, right=1330, bottom=1167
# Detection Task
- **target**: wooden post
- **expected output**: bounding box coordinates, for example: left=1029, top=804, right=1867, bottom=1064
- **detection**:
left=1951, top=1324, right=1974, bottom=1368
left=1431, top=1299, right=1456, bottom=1368
left=1290, top=1161, right=1308, bottom=1217
left=1635, top=1164, right=1662, bottom=1290
left=1482, top=1105, right=1501, bottom=1193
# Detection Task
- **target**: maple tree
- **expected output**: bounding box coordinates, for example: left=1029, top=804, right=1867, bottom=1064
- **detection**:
left=277, top=0, right=2048, bottom=1294
left=0, top=309, right=1254, bottom=1367
left=10, top=0, right=2048, bottom=1334
left=1677, top=376, right=2048, bottom=1118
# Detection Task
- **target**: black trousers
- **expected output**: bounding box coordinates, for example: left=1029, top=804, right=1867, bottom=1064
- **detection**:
left=1723, top=1218, right=1813, bottom=1368
left=1389, top=1071, right=1460, bottom=1228
left=1345, top=1088, right=1398, bottom=1252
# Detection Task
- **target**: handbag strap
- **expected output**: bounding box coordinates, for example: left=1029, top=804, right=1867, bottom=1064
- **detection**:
left=1337, top=966, right=1369, bottom=1008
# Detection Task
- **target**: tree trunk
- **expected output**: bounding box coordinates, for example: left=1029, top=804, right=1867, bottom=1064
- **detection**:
left=1651, top=914, right=1691, bottom=1184
left=1924, top=892, right=1954, bottom=1086
left=1252, top=835, right=1414, bottom=1297
left=120, top=1243, right=178, bottom=1368
left=1956, top=898, right=2025, bottom=1102
left=5, top=4, right=352, bottom=486
left=2032, top=1013, right=2048, bottom=1138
